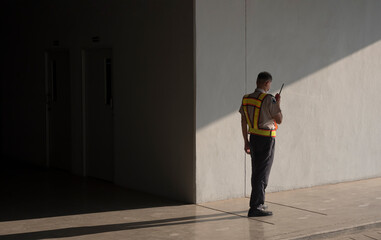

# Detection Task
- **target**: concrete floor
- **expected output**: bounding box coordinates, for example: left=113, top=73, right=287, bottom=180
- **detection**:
left=1, top=162, right=381, bottom=240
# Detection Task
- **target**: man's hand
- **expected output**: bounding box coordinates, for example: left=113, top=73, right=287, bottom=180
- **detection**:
left=245, top=141, right=251, bottom=154
left=273, top=93, right=283, bottom=124
left=275, top=93, right=281, bottom=104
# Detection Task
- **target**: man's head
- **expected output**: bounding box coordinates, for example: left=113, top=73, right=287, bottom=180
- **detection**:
left=256, top=71, right=272, bottom=92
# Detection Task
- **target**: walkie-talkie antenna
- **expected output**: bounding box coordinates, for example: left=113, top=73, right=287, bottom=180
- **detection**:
left=279, top=83, right=284, bottom=95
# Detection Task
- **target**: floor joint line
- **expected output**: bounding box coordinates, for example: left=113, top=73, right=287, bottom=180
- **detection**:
left=265, top=200, right=327, bottom=216
left=196, top=204, right=275, bottom=225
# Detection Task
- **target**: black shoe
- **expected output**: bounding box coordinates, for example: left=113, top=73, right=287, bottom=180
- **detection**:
left=248, top=208, right=273, bottom=217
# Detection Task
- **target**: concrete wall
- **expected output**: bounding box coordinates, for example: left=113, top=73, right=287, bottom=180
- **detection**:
left=195, top=0, right=381, bottom=202
left=1, top=0, right=195, bottom=202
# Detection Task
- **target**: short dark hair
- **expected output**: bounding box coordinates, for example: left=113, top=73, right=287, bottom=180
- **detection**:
left=256, top=71, right=272, bottom=85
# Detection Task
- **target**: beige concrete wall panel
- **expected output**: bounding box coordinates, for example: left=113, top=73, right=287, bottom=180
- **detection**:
left=245, top=0, right=381, bottom=192
left=196, top=0, right=381, bottom=202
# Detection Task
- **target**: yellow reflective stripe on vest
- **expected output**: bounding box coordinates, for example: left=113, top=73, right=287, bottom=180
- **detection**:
left=242, top=93, right=276, bottom=137
left=243, top=105, right=253, bottom=130
left=258, top=93, right=267, bottom=100
left=242, top=98, right=262, bottom=108
left=253, top=107, right=261, bottom=129
left=251, top=128, right=276, bottom=137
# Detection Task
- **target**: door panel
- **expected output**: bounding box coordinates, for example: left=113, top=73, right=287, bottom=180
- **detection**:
left=83, top=48, right=114, bottom=182
left=45, top=50, right=71, bottom=171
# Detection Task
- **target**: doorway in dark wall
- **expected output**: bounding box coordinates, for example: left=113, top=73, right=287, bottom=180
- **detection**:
left=45, top=49, right=71, bottom=171
left=82, top=48, right=114, bottom=182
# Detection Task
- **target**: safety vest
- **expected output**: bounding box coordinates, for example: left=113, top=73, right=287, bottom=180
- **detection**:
left=242, top=93, right=277, bottom=137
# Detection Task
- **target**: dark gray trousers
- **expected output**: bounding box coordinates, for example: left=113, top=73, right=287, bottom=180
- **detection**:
left=249, top=134, right=275, bottom=209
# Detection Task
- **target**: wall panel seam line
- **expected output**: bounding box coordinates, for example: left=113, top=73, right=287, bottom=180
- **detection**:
left=193, top=0, right=197, bottom=203
left=244, top=0, right=247, bottom=197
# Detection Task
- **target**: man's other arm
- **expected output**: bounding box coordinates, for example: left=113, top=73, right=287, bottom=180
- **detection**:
left=241, top=114, right=251, bottom=154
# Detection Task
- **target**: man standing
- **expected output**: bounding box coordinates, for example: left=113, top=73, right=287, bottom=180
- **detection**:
left=239, top=72, right=283, bottom=217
